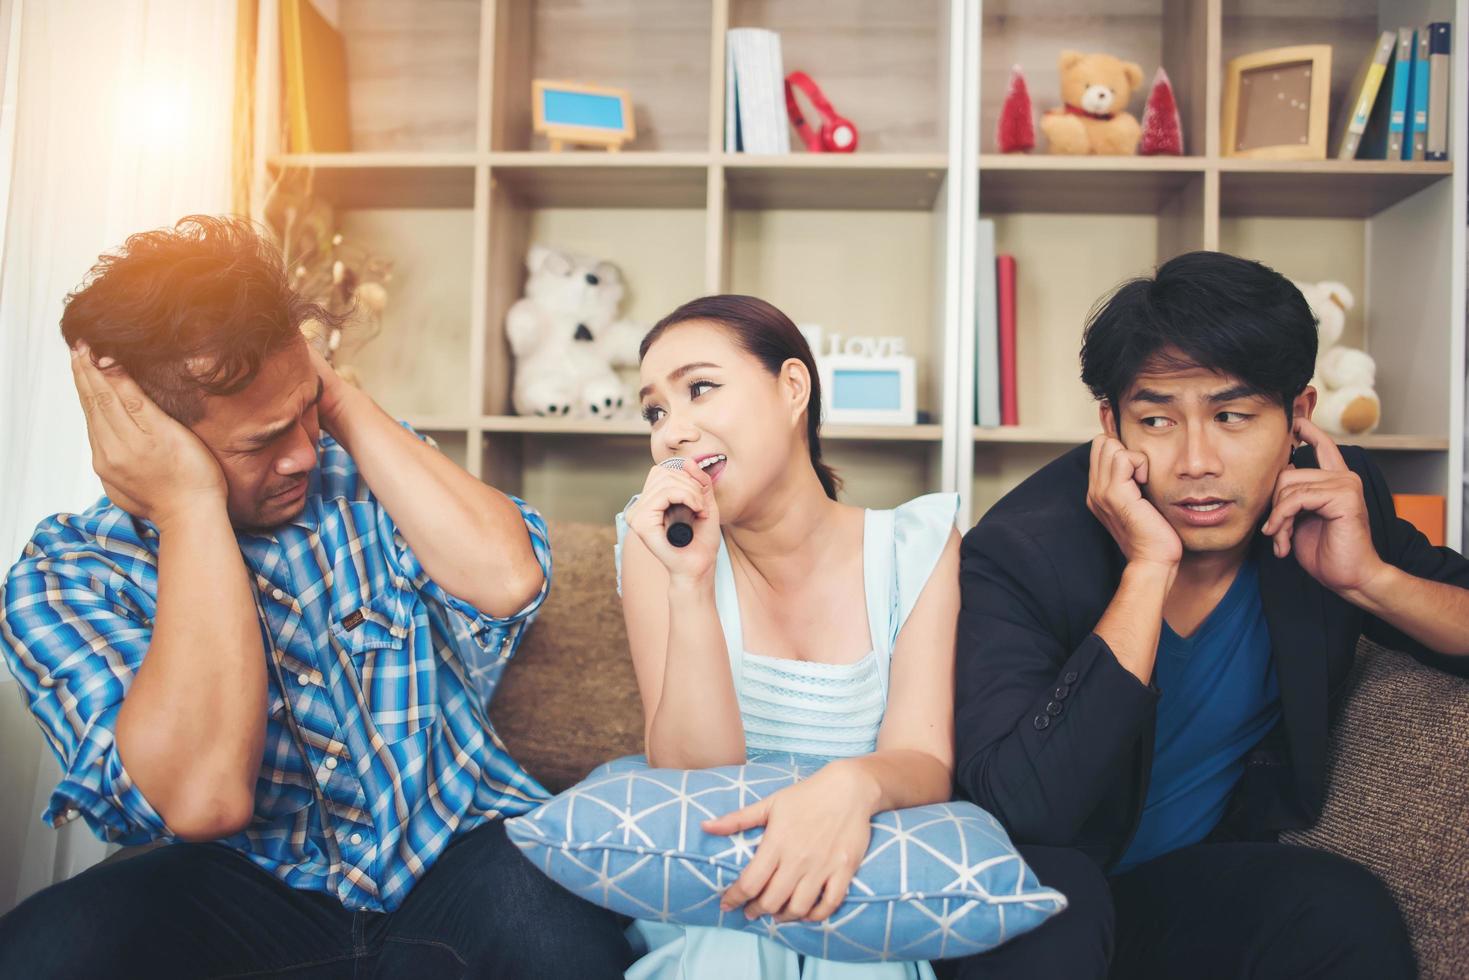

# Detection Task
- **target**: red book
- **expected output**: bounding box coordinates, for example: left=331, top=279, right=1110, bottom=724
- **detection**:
left=997, top=254, right=1019, bottom=425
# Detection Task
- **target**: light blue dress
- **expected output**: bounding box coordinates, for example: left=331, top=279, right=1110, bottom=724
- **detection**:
left=614, top=492, right=960, bottom=980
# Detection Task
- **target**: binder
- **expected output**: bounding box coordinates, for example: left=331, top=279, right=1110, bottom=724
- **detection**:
left=1335, top=30, right=1395, bottom=159
left=1426, top=22, right=1451, bottom=161
left=1410, top=26, right=1430, bottom=160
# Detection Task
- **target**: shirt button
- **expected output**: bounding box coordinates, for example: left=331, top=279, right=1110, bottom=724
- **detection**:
left=350, top=833, right=363, bottom=845
left=297, top=672, right=310, bottom=686
left=272, top=588, right=284, bottom=601
left=1046, top=700, right=1064, bottom=717
left=325, top=757, right=338, bottom=770
left=1064, top=671, right=1079, bottom=684
left=39, top=675, right=56, bottom=688
left=1033, top=714, right=1050, bottom=731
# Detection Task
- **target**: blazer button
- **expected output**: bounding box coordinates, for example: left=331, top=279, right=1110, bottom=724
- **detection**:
left=1033, top=714, right=1050, bottom=731
left=1046, top=700, right=1064, bottom=717
left=1054, top=684, right=1070, bottom=700
left=1064, top=671, right=1079, bottom=684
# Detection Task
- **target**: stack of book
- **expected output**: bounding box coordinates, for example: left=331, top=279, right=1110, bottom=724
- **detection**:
left=975, top=219, right=1019, bottom=428
left=725, top=28, right=791, bottom=154
left=1339, top=23, right=1451, bottom=161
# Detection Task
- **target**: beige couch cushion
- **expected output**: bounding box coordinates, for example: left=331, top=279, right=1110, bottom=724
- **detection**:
left=1281, top=639, right=1469, bottom=980
left=492, top=525, right=1469, bottom=975
left=490, top=521, right=642, bottom=793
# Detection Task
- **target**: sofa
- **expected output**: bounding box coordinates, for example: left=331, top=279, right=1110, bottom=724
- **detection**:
left=491, top=521, right=1469, bottom=979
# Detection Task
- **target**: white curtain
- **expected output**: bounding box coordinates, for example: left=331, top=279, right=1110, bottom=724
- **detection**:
left=0, top=0, right=236, bottom=910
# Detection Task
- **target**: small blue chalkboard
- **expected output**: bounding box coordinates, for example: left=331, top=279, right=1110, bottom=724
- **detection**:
left=533, top=79, right=635, bottom=151
left=542, top=89, right=625, bottom=130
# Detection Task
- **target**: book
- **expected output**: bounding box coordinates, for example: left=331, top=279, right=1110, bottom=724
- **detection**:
left=1426, top=22, right=1450, bottom=161
left=280, top=0, right=351, bottom=154
left=1410, top=26, right=1430, bottom=160
left=1359, top=30, right=1406, bottom=159
left=1335, top=30, right=1396, bottom=159
left=725, top=29, right=789, bottom=154
left=975, top=219, right=1000, bottom=427
left=997, top=255, right=1018, bottom=426
left=1388, top=28, right=1415, bottom=159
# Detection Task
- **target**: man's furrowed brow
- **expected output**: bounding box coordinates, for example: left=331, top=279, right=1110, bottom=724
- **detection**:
left=1207, top=383, right=1268, bottom=404
left=1127, top=388, right=1175, bottom=405
left=242, top=379, right=323, bottom=448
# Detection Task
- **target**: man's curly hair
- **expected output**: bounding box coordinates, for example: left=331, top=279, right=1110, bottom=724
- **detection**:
left=60, top=214, right=338, bottom=423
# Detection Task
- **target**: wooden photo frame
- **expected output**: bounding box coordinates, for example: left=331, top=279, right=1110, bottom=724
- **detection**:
left=1222, top=45, right=1332, bottom=160
left=531, top=79, right=636, bottom=153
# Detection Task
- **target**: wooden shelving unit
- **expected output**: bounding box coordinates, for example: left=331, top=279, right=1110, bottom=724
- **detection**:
left=256, top=0, right=1465, bottom=542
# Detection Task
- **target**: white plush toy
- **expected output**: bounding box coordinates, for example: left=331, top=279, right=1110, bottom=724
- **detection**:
left=507, top=245, right=644, bottom=419
left=1293, top=279, right=1380, bottom=436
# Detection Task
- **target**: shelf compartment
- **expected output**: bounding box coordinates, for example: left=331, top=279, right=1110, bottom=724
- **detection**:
left=487, top=153, right=710, bottom=208
left=729, top=0, right=952, bottom=154
left=492, top=0, right=713, bottom=152
left=1218, top=161, right=1453, bottom=218
left=724, top=154, right=950, bottom=210
left=332, top=0, right=481, bottom=153
left=267, top=155, right=477, bottom=209
left=979, top=155, right=1208, bottom=214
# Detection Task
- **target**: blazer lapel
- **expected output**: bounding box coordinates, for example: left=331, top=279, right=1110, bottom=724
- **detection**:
left=1255, top=535, right=1330, bottom=813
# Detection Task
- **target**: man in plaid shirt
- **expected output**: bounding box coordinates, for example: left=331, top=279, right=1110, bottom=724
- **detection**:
left=0, top=216, right=632, bottom=977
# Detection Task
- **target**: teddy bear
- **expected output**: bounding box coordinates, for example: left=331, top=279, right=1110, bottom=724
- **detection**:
left=1040, top=50, right=1144, bottom=155
left=1293, top=279, right=1381, bottom=436
left=506, top=245, right=644, bottom=420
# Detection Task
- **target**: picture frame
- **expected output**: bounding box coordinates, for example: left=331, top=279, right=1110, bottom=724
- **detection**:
left=1221, top=45, right=1332, bottom=160
left=818, top=353, right=917, bottom=426
left=531, top=79, right=636, bottom=152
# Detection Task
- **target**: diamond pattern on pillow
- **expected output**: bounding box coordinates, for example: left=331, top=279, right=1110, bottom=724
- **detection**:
left=505, top=753, right=1067, bottom=962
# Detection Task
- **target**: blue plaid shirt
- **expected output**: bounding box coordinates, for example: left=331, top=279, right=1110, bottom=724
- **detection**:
left=0, top=428, right=552, bottom=911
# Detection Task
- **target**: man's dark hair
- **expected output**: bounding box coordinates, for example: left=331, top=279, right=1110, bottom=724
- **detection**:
left=60, top=214, right=338, bottom=424
left=1079, top=251, right=1318, bottom=422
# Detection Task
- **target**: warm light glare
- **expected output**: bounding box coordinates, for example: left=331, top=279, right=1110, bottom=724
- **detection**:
left=115, top=79, right=193, bottom=153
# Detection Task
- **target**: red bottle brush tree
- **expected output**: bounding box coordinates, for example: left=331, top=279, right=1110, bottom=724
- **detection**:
left=996, top=65, right=1035, bottom=153
left=1139, top=66, right=1183, bottom=156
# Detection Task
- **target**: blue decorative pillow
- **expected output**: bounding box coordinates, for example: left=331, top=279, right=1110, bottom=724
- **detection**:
left=504, top=753, right=1067, bottom=962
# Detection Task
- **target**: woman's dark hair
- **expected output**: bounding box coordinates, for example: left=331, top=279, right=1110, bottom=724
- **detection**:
left=1079, top=251, right=1318, bottom=425
left=60, top=214, right=340, bottom=423
left=640, top=294, right=841, bottom=500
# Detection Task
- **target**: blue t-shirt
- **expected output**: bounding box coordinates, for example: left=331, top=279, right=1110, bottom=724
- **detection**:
left=1113, top=560, right=1281, bottom=874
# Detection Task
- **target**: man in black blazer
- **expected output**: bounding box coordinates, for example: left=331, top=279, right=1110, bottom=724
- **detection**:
left=944, top=252, right=1469, bottom=980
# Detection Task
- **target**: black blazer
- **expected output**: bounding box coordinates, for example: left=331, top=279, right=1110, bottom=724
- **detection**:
left=954, top=442, right=1469, bottom=870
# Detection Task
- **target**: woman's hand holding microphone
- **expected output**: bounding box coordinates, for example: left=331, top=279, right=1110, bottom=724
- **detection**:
left=625, top=458, right=722, bottom=587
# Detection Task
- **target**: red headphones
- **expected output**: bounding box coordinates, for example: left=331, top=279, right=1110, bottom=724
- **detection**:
left=784, top=71, right=858, bottom=153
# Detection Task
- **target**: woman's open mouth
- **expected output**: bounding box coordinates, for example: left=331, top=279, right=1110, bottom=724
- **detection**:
left=695, top=453, right=727, bottom=483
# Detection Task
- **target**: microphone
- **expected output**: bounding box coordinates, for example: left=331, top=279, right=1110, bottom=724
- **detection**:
left=658, top=457, right=696, bottom=547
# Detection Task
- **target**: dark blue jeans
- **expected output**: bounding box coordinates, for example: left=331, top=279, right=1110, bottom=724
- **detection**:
left=0, top=819, right=633, bottom=979
left=939, top=841, right=1414, bottom=980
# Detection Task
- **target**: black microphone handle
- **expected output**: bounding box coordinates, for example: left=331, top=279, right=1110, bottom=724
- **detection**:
left=665, top=503, right=695, bottom=548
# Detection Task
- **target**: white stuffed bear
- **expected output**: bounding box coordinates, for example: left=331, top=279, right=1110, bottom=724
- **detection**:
left=507, top=245, right=644, bottom=419
left=1293, top=279, right=1381, bottom=436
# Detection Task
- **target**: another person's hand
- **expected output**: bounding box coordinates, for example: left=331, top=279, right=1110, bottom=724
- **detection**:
left=705, top=761, right=874, bottom=924
left=1262, top=418, right=1383, bottom=593
left=71, top=342, right=225, bottom=525
left=1087, top=434, right=1182, bottom=569
left=624, top=459, right=721, bottom=585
